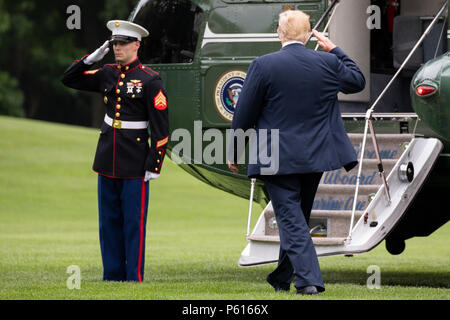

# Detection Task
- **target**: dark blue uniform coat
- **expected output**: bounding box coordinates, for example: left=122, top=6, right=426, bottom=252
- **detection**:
left=61, top=57, right=169, bottom=178
left=231, top=44, right=365, bottom=177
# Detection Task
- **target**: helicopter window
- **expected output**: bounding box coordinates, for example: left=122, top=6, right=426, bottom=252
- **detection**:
left=371, top=0, right=447, bottom=73
left=370, top=0, right=399, bottom=73
left=132, top=0, right=203, bottom=64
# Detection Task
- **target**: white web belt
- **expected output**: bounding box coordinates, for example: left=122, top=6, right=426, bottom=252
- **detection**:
left=104, top=114, right=148, bottom=129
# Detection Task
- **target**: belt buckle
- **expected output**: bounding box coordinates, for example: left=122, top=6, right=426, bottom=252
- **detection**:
left=113, top=120, right=122, bottom=129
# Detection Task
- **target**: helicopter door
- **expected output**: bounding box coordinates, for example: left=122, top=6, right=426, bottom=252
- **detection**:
left=392, top=0, right=448, bottom=70
left=329, top=0, right=371, bottom=103
left=131, top=0, right=204, bottom=137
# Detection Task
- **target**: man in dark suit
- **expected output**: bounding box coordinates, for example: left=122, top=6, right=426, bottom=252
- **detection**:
left=228, top=10, right=365, bottom=295
left=61, top=20, right=169, bottom=282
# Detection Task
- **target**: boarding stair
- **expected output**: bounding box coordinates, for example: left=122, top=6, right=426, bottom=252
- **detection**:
left=238, top=0, right=447, bottom=266
left=239, top=133, right=442, bottom=266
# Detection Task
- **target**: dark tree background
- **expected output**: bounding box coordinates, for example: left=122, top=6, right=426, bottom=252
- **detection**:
left=0, top=0, right=139, bottom=128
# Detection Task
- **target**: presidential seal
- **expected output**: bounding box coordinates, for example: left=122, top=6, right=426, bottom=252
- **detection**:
left=214, top=70, right=246, bottom=122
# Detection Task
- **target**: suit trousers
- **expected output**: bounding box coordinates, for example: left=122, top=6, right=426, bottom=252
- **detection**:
left=98, top=174, right=149, bottom=282
left=261, top=173, right=325, bottom=292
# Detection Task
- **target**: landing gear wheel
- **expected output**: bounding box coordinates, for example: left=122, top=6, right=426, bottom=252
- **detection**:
left=386, top=238, right=405, bottom=255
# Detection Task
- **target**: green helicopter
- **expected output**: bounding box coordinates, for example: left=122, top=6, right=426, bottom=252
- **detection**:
left=128, top=0, right=449, bottom=264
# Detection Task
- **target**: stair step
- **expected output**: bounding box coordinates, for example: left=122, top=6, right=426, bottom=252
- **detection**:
left=348, top=133, right=414, bottom=143
left=313, top=237, right=346, bottom=246
left=348, top=133, right=413, bottom=160
left=247, top=234, right=279, bottom=242
left=247, top=234, right=346, bottom=246
left=346, top=158, right=397, bottom=168
left=311, top=210, right=364, bottom=219
left=320, top=159, right=397, bottom=186
left=264, top=209, right=364, bottom=238
left=314, top=184, right=379, bottom=212
left=261, top=185, right=381, bottom=218
left=317, top=184, right=379, bottom=194
left=264, top=208, right=364, bottom=219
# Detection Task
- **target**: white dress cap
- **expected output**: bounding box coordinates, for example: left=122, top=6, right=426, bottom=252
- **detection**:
left=106, top=20, right=149, bottom=42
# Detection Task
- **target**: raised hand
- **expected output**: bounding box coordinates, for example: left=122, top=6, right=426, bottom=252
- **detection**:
left=312, top=30, right=336, bottom=53
left=84, top=40, right=111, bottom=65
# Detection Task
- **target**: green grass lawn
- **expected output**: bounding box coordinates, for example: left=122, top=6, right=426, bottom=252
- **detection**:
left=0, top=115, right=449, bottom=300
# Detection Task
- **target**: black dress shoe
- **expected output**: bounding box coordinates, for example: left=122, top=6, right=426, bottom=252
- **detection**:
left=266, top=275, right=290, bottom=292
left=296, top=285, right=318, bottom=295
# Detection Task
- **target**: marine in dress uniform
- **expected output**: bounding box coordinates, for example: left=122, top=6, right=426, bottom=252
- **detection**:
left=61, top=20, right=169, bottom=282
left=229, top=11, right=365, bottom=294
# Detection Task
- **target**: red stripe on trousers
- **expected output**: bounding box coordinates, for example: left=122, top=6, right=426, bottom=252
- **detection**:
left=112, top=129, right=116, bottom=176
left=137, top=178, right=145, bottom=282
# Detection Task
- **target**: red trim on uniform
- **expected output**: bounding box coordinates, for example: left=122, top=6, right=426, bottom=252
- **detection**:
left=83, top=69, right=100, bottom=75
left=124, top=64, right=141, bottom=74
left=141, top=64, right=159, bottom=77
left=156, top=136, right=169, bottom=148
left=104, top=64, right=120, bottom=70
left=73, top=54, right=89, bottom=64
left=140, top=69, right=154, bottom=76
left=123, top=57, right=138, bottom=67
left=117, top=58, right=141, bottom=74
left=137, top=178, right=146, bottom=282
left=112, top=70, right=123, bottom=177
left=154, top=148, right=165, bottom=172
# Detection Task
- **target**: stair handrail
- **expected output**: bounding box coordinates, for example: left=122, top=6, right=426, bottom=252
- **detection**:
left=346, top=0, right=448, bottom=243
left=247, top=178, right=256, bottom=239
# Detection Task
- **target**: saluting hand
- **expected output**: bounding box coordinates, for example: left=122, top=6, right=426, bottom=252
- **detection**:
left=312, top=30, right=336, bottom=53
left=84, top=40, right=111, bottom=65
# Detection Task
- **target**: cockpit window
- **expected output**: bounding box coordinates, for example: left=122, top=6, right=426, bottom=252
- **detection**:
left=132, top=0, right=203, bottom=64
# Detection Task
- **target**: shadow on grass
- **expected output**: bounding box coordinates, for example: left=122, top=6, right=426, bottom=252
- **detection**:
left=148, top=263, right=450, bottom=289
left=322, top=269, right=450, bottom=289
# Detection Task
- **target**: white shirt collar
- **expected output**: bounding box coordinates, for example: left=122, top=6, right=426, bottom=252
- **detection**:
left=282, top=40, right=304, bottom=48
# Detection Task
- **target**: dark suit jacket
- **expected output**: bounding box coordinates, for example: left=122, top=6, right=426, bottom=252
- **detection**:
left=231, top=43, right=365, bottom=177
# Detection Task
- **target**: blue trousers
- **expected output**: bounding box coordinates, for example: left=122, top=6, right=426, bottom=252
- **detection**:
left=97, top=175, right=149, bottom=282
left=261, top=173, right=325, bottom=292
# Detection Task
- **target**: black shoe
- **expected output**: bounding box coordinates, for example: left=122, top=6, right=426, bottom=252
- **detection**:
left=296, top=286, right=318, bottom=295
left=266, top=275, right=290, bottom=292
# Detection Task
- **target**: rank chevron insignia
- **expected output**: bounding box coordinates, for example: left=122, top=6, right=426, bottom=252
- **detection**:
left=154, top=90, right=167, bottom=110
